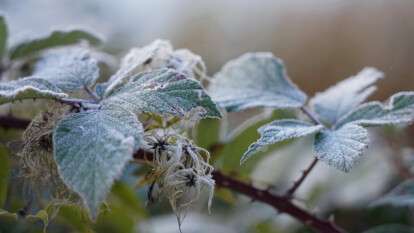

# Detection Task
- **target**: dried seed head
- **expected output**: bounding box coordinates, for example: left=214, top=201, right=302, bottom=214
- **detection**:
left=142, top=129, right=215, bottom=229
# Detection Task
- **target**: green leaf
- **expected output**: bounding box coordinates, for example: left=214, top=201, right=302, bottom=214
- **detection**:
left=310, top=68, right=384, bottom=126
left=57, top=204, right=93, bottom=232
left=9, top=30, right=101, bottom=60
left=32, top=47, right=100, bottom=92
left=111, top=182, right=146, bottom=218
left=336, top=92, right=414, bottom=128
left=362, top=224, right=414, bottom=233
left=26, top=210, right=49, bottom=233
left=0, top=16, right=7, bottom=57
left=372, top=179, right=414, bottom=207
left=0, top=77, right=67, bottom=105
left=314, top=123, right=369, bottom=172
left=103, top=68, right=221, bottom=118
left=208, top=52, right=307, bottom=112
left=242, top=119, right=324, bottom=164
left=53, top=107, right=143, bottom=218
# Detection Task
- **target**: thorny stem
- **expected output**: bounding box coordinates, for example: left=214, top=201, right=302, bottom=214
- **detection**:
left=285, top=157, right=319, bottom=198
left=212, top=171, right=345, bottom=233
left=283, top=106, right=323, bottom=198
left=133, top=149, right=346, bottom=233
left=1, top=116, right=346, bottom=233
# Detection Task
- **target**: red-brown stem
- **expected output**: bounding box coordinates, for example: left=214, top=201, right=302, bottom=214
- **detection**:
left=133, top=149, right=345, bottom=233
left=285, top=157, right=319, bottom=198
left=1, top=116, right=346, bottom=233
left=283, top=106, right=323, bottom=198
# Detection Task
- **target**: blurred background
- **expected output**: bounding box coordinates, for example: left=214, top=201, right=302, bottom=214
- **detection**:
left=0, top=0, right=414, bottom=233
left=2, top=0, right=414, bottom=96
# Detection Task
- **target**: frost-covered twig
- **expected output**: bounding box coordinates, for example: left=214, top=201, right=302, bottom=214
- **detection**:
left=285, top=157, right=319, bottom=198
left=283, top=107, right=323, bottom=197
left=133, top=148, right=346, bottom=233
left=1, top=115, right=346, bottom=233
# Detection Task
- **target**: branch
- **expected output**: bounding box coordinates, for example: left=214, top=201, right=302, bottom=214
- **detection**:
left=285, top=157, right=318, bottom=198
left=133, top=149, right=346, bottom=233
left=282, top=106, right=323, bottom=198
left=1, top=115, right=346, bottom=233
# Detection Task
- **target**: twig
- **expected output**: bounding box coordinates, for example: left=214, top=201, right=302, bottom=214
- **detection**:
left=212, top=171, right=345, bottom=233
left=1, top=116, right=346, bottom=233
left=300, top=106, right=322, bottom=125
left=84, top=86, right=100, bottom=101
left=282, top=106, right=324, bottom=198
left=285, top=157, right=319, bottom=198
left=133, top=149, right=346, bottom=233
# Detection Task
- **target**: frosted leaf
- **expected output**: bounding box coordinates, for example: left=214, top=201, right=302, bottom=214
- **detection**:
left=0, top=16, right=7, bottom=57
left=372, top=179, right=414, bottom=207
left=336, top=92, right=414, bottom=127
left=103, top=40, right=206, bottom=96
left=314, top=123, right=369, bottom=172
left=168, top=49, right=207, bottom=80
left=106, top=40, right=173, bottom=87
left=208, top=52, right=307, bottom=112
left=310, top=68, right=384, bottom=125
left=9, top=29, right=101, bottom=60
left=32, top=47, right=100, bottom=92
left=103, top=68, right=221, bottom=118
left=0, top=77, right=67, bottom=105
left=53, top=107, right=143, bottom=217
left=241, top=119, right=324, bottom=164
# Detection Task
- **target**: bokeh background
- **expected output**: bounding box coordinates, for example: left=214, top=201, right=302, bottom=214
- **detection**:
left=2, top=0, right=414, bottom=96
left=0, top=0, right=414, bottom=233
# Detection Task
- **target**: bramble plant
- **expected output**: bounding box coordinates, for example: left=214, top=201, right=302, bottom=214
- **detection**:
left=0, top=15, right=414, bottom=233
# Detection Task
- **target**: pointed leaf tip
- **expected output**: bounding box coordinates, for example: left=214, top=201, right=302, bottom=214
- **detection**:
left=241, top=119, right=324, bottom=164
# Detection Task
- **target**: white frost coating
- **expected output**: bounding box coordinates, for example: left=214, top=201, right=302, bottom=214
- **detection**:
left=169, top=49, right=207, bottom=81
left=53, top=107, right=143, bottom=218
left=33, top=47, right=100, bottom=92
left=241, top=119, right=324, bottom=163
left=0, top=77, right=67, bottom=105
left=314, top=123, right=369, bottom=172
left=336, top=91, right=414, bottom=128
left=310, top=67, right=384, bottom=126
left=208, top=52, right=307, bottom=112
left=103, top=40, right=207, bottom=97
left=104, top=39, right=173, bottom=96
left=372, top=179, right=414, bottom=207
left=102, top=68, right=221, bottom=119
